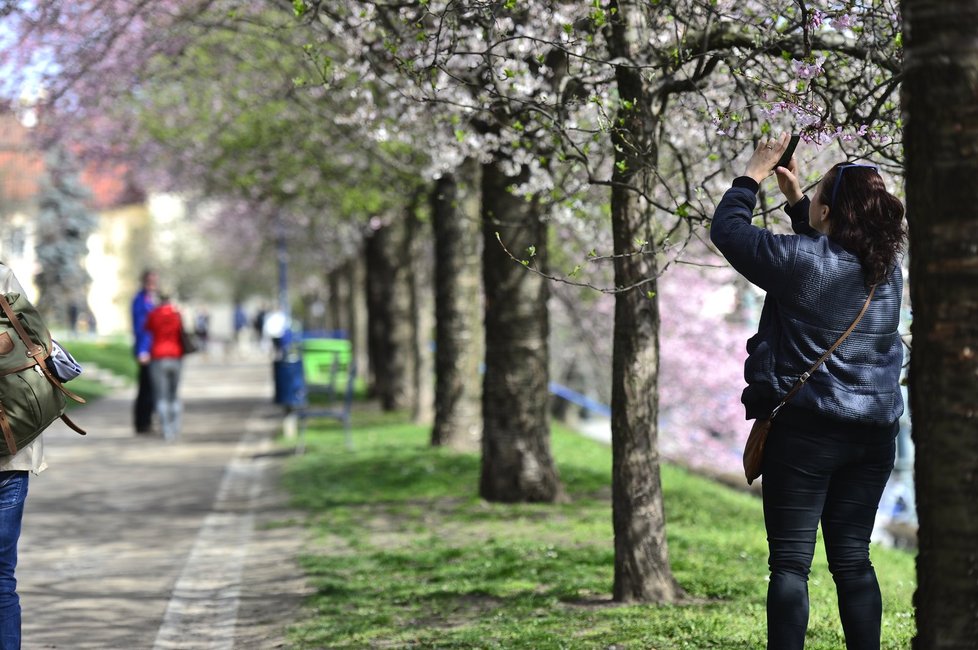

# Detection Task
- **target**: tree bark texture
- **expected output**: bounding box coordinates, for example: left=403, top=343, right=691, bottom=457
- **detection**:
left=349, top=253, right=370, bottom=385
left=365, top=225, right=391, bottom=400
left=431, top=160, right=484, bottom=451
left=364, top=212, right=417, bottom=411
left=606, top=0, right=683, bottom=604
left=410, top=208, right=435, bottom=425
left=479, top=159, right=562, bottom=503
left=902, top=2, right=978, bottom=647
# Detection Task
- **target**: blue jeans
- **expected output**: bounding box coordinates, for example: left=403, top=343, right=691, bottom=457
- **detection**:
left=150, top=358, right=183, bottom=440
left=0, top=471, right=28, bottom=650
left=762, top=411, right=895, bottom=650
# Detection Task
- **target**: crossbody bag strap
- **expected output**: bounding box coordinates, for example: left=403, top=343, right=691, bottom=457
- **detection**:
left=769, top=284, right=878, bottom=420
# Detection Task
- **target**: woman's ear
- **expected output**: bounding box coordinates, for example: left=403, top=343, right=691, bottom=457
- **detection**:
left=818, top=203, right=830, bottom=222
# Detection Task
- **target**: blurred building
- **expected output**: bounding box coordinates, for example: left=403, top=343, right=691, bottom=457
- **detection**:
left=0, top=109, right=42, bottom=281
left=0, top=109, right=151, bottom=336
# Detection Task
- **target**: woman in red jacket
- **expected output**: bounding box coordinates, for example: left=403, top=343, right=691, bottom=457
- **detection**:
left=143, top=294, right=187, bottom=441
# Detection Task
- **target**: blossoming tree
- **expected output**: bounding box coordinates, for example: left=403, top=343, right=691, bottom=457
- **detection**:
left=1, top=0, right=907, bottom=605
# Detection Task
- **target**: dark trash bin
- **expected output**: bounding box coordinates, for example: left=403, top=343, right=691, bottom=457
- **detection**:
left=273, top=357, right=306, bottom=407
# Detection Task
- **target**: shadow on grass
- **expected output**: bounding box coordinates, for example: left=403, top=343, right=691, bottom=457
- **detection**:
left=285, top=413, right=917, bottom=650
left=285, top=421, right=611, bottom=511
left=285, top=440, right=481, bottom=509
left=296, top=537, right=617, bottom=647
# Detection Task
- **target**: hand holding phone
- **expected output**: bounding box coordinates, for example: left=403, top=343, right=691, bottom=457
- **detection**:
left=774, top=135, right=800, bottom=170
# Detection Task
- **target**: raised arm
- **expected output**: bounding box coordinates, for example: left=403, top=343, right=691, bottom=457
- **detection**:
left=709, top=180, right=799, bottom=295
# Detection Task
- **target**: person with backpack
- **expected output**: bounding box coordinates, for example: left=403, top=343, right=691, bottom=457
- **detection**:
left=0, top=262, right=38, bottom=650
left=0, top=261, right=83, bottom=649
left=144, top=293, right=188, bottom=442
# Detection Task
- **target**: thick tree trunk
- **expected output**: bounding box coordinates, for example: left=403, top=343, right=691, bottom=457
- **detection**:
left=430, top=160, right=483, bottom=451
left=387, top=206, right=419, bottom=411
left=364, top=225, right=391, bottom=400
left=479, top=159, right=562, bottom=503
left=364, top=211, right=417, bottom=411
left=903, top=2, right=978, bottom=647
left=606, top=0, right=683, bottom=603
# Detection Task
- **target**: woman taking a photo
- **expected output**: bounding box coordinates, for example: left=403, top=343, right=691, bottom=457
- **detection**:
left=710, top=133, right=906, bottom=650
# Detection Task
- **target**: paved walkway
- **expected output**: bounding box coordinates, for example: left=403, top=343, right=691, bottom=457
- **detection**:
left=17, top=354, right=311, bottom=649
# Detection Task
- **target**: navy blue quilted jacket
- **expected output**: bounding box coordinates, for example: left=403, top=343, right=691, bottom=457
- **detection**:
left=710, top=179, right=904, bottom=427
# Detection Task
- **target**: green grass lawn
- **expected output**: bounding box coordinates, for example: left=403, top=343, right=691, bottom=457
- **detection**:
left=48, top=339, right=134, bottom=405
left=283, top=410, right=916, bottom=649
left=63, top=339, right=136, bottom=380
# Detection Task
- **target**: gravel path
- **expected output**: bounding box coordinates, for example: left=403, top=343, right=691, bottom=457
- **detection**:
left=17, top=355, right=311, bottom=649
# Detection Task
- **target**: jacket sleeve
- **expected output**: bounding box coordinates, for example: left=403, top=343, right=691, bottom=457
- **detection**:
left=709, top=183, right=799, bottom=296
left=785, top=196, right=817, bottom=236
left=0, top=265, right=27, bottom=296
left=132, top=294, right=153, bottom=356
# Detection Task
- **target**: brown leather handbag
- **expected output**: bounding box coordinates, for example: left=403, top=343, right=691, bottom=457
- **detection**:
left=743, top=286, right=877, bottom=485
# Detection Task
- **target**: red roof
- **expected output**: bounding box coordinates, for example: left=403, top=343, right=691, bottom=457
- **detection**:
left=80, top=161, right=133, bottom=210
left=0, top=112, right=137, bottom=210
left=0, top=112, right=43, bottom=204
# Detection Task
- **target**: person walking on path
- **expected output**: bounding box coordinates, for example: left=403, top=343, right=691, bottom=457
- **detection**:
left=131, top=269, right=158, bottom=434
left=143, top=293, right=188, bottom=442
left=710, top=133, right=906, bottom=650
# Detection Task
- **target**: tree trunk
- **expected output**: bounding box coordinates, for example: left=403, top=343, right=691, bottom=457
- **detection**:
left=364, top=211, right=417, bottom=411
left=410, top=207, right=435, bottom=425
left=327, top=266, right=346, bottom=335
left=606, top=0, right=684, bottom=603
left=431, top=159, right=483, bottom=451
left=479, top=159, right=562, bottom=503
left=364, top=225, right=391, bottom=400
left=348, top=252, right=370, bottom=389
left=903, top=1, right=978, bottom=646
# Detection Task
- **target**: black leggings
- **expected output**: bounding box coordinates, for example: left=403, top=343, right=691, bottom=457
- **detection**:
left=762, top=415, right=895, bottom=650
left=134, top=362, right=155, bottom=432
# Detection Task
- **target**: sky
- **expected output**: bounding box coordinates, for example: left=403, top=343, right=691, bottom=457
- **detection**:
left=0, top=15, right=53, bottom=108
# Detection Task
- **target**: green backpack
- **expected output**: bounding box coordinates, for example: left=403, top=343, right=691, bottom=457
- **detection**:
left=0, top=292, right=86, bottom=456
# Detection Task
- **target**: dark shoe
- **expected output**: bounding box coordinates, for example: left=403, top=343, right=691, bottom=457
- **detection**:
left=135, top=427, right=153, bottom=435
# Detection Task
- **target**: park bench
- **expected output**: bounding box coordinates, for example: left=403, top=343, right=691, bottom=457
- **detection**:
left=294, top=337, right=357, bottom=453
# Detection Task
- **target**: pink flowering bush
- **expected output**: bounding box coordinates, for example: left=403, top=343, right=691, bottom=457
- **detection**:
left=658, top=252, right=757, bottom=476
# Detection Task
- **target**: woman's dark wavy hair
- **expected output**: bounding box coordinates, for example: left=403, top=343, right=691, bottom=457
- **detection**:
left=817, top=163, right=907, bottom=286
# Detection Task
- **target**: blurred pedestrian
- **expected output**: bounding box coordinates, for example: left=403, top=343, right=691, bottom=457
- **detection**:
left=711, top=133, right=905, bottom=650
left=253, top=307, right=267, bottom=352
left=262, top=307, right=289, bottom=356
left=194, top=308, right=210, bottom=354
left=131, top=269, right=157, bottom=434
left=144, top=293, right=188, bottom=442
left=233, top=303, right=247, bottom=345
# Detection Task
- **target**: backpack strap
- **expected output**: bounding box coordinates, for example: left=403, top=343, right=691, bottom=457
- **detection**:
left=0, top=294, right=88, bottom=439
left=0, top=293, right=85, bottom=400
left=39, top=363, right=87, bottom=405
left=0, top=293, right=46, bottom=361
left=60, top=412, right=87, bottom=436
left=0, top=405, right=15, bottom=454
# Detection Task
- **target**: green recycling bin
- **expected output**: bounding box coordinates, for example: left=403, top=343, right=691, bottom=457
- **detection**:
left=301, top=338, right=352, bottom=390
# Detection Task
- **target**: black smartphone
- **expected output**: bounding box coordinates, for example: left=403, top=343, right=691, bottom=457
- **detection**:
left=774, top=135, right=800, bottom=169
